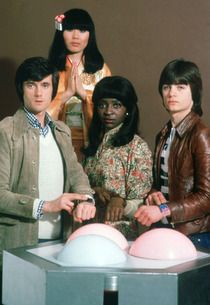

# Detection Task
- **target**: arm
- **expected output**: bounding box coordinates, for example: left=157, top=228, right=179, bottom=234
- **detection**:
left=168, top=127, right=210, bottom=223
left=47, top=67, right=76, bottom=120
left=53, top=122, right=95, bottom=221
left=123, top=138, right=153, bottom=215
left=135, top=126, right=210, bottom=226
left=0, top=124, right=36, bottom=219
left=106, top=138, right=153, bottom=221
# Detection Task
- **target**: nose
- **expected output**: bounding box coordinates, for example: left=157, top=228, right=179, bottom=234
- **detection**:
left=72, top=29, right=79, bottom=38
left=34, top=85, right=42, bottom=96
left=104, top=104, right=113, bottom=114
left=168, top=85, right=176, bottom=96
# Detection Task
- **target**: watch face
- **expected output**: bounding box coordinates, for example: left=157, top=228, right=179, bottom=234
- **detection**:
left=159, top=203, right=170, bottom=216
left=76, top=196, right=94, bottom=205
left=86, top=197, right=93, bottom=203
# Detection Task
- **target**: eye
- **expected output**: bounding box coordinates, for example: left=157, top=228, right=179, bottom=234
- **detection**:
left=177, top=84, right=186, bottom=90
left=97, top=102, right=106, bottom=109
left=162, top=84, right=170, bottom=90
left=112, top=101, right=122, bottom=109
left=42, top=82, right=50, bottom=88
left=25, top=82, right=35, bottom=89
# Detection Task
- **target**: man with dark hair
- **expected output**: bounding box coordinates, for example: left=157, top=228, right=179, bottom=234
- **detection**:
left=135, top=59, right=210, bottom=249
left=0, top=56, right=95, bottom=302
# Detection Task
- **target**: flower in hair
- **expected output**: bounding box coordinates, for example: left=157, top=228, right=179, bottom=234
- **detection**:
left=55, top=14, right=65, bottom=31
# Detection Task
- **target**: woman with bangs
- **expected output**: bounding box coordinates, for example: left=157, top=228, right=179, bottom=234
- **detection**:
left=135, top=59, right=210, bottom=249
left=47, top=8, right=111, bottom=160
left=83, top=76, right=153, bottom=240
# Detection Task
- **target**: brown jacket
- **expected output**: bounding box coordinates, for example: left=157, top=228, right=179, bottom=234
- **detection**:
left=153, top=111, right=210, bottom=235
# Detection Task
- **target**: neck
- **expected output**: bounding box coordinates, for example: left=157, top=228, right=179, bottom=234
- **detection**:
left=68, top=53, right=83, bottom=66
left=35, top=112, right=46, bottom=128
left=170, top=110, right=191, bottom=127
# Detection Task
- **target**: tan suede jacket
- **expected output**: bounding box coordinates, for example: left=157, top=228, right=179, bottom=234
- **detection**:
left=0, top=108, right=93, bottom=267
left=153, top=112, right=210, bottom=235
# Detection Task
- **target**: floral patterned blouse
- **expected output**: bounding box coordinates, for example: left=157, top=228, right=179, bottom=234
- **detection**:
left=83, top=125, right=153, bottom=239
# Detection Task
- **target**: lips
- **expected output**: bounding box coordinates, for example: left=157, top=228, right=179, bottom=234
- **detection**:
left=167, top=100, right=177, bottom=104
left=71, top=42, right=80, bottom=47
left=103, top=119, right=114, bottom=124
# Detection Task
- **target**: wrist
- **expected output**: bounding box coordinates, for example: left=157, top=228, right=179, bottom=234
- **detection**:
left=159, top=202, right=171, bottom=217
left=75, top=195, right=95, bottom=206
left=80, top=92, right=87, bottom=101
left=111, top=196, right=126, bottom=207
left=62, top=90, right=73, bottom=104
left=36, top=200, right=45, bottom=219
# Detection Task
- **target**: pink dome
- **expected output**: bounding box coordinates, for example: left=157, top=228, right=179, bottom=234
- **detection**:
left=129, top=228, right=197, bottom=260
left=68, top=223, right=129, bottom=250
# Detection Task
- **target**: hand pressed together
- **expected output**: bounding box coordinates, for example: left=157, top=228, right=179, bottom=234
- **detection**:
left=63, top=62, right=87, bottom=103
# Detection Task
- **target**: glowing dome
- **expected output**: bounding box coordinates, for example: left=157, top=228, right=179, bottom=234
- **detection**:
left=57, top=234, right=127, bottom=266
left=68, top=223, right=129, bottom=250
left=129, top=228, right=197, bottom=260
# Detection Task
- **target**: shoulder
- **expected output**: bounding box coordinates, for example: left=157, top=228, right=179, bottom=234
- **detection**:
left=95, top=63, right=111, bottom=79
left=0, top=116, right=14, bottom=141
left=102, top=63, right=111, bottom=75
left=0, top=108, right=26, bottom=135
left=52, top=119, right=71, bottom=135
left=194, top=118, right=210, bottom=132
left=128, top=135, right=152, bottom=156
left=192, top=118, right=210, bottom=142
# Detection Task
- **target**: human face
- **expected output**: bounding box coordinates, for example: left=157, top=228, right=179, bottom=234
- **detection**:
left=97, top=98, right=127, bottom=131
left=23, top=75, right=53, bottom=118
left=63, top=29, right=90, bottom=56
left=162, top=84, right=193, bottom=120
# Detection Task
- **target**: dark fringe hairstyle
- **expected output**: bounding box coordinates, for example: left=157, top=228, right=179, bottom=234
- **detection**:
left=48, top=8, right=104, bottom=73
left=158, top=58, right=203, bottom=116
left=83, top=76, right=140, bottom=157
left=15, top=56, right=59, bottom=103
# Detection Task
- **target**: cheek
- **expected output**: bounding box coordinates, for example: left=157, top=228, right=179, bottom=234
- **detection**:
left=63, top=32, right=72, bottom=43
left=97, top=110, right=103, bottom=119
left=83, top=34, right=90, bottom=47
left=118, top=112, right=127, bottom=122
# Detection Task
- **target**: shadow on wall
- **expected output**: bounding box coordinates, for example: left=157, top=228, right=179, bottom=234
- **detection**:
left=0, top=58, right=19, bottom=120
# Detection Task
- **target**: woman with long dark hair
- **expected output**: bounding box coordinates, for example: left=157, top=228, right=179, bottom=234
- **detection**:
left=47, top=8, right=111, bottom=160
left=83, top=76, right=152, bottom=239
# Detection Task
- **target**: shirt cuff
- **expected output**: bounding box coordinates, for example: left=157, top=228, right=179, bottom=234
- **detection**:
left=33, top=199, right=45, bottom=219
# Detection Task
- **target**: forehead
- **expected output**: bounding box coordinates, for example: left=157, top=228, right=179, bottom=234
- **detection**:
left=99, top=98, right=121, bottom=102
left=24, top=75, right=52, bottom=84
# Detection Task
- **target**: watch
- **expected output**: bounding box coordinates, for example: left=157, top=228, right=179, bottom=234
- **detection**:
left=75, top=195, right=95, bottom=206
left=159, top=203, right=170, bottom=217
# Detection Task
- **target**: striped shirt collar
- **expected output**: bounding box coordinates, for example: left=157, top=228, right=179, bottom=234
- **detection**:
left=24, top=107, right=52, bottom=137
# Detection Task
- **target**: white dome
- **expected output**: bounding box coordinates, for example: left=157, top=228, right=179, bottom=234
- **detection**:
left=58, top=234, right=127, bottom=266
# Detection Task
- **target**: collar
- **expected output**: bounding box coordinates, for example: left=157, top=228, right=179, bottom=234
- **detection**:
left=101, top=124, right=123, bottom=147
left=24, top=107, right=52, bottom=137
left=175, top=111, right=200, bottom=137
left=160, top=112, right=200, bottom=139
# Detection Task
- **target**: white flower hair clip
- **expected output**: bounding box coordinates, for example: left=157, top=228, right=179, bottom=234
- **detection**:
left=55, top=14, right=65, bottom=31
